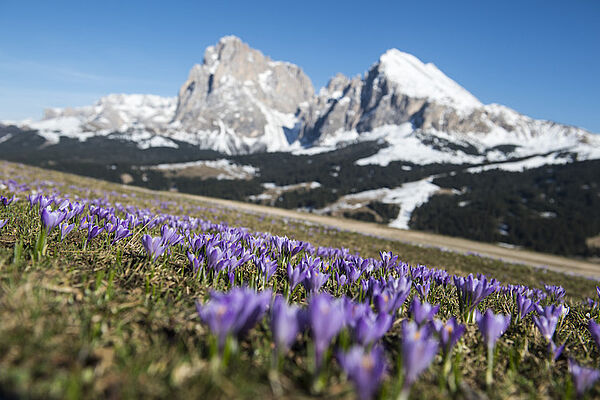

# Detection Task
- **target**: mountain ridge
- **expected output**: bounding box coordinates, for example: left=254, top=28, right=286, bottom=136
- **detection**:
left=4, top=35, right=599, bottom=163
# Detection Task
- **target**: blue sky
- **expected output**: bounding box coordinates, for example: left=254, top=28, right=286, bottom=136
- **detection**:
left=1, top=0, right=599, bottom=132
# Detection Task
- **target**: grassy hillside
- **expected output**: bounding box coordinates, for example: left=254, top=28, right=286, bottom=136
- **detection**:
left=1, top=161, right=600, bottom=399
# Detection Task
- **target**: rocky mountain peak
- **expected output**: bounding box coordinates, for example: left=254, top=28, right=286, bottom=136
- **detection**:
left=320, top=73, right=351, bottom=97
left=172, top=36, right=314, bottom=153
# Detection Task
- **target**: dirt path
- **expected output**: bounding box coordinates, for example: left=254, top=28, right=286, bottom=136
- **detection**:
left=128, top=185, right=600, bottom=280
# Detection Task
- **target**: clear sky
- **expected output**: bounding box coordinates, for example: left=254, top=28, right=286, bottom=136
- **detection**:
left=1, top=0, right=599, bottom=132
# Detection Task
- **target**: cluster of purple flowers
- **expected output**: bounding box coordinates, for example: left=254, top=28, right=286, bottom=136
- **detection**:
left=453, top=274, right=498, bottom=323
left=1, top=174, right=600, bottom=398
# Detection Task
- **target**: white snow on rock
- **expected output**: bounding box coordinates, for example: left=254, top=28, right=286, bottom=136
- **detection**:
left=144, top=159, right=259, bottom=180
left=379, top=49, right=483, bottom=111
left=466, top=153, right=571, bottom=173
left=247, top=181, right=322, bottom=204
left=10, top=94, right=180, bottom=150
left=316, top=176, right=442, bottom=230
left=354, top=124, right=486, bottom=166
left=386, top=178, right=442, bottom=229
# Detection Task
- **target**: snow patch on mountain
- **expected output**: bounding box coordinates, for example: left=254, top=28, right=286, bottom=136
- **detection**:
left=386, top=178, right=442, bottom=229
left=43, top=94, right=177, bottom=132
left=466, top=153, right=571, bottom=173
left=316, top=176, right=442, bottom=229
left=112, top=131, right=179, bottom=150
left=379, top=49, right=482, bottom=111
left=354, top=125, right=486, bottom=166
left=248, top=181, right=322, bottom=204
left=145, top=159, right=258, bottom=180
left=10, top=94, right=179, bottom=149
left=26, top=116, right=92, bottom=144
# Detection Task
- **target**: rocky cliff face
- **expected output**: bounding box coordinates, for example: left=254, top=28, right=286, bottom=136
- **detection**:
left=172, top=36, right=314, bottom=153
left=300, top=49, right=503, bottom=140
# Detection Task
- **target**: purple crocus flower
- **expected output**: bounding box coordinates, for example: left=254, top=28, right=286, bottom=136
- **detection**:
left=401, top=321, right=439, bottom=390
left=205, top=245, right=228, bottom=273
left=27, top=193, right=40, bottom=207
left=112, top=225, right=132, bottom=244
left=160, top=225, right=182, bottom=246
left=338, top=345, right=387, bottom=400
left=79, top=215, right=92, bottom=231
left=354, top=312, right=393, bottom=346
left=477, top=309, right=511, bottom=350
left=454, top=274, right=497, bottom=322
left=550, top=341, right=565, bottom=362
left=256, top=254, right=278, bottom=282
left=533, top=304, right=567, bottom=342
left=270, top=295, right=301, bottom=355
left=59, top=222, right=75, bottom=241
left=302, top=268, right=330, bottom=295
left=535, top=303, right=569, bottom=321
left=532, top=313, right=559, bottom=342
left=1, top=195, right=15, bottom=206
left=226, top=288, right=272, bottom=339
left=187, top=252, right=202, bottom=276
left=544, top=284, right=566, bottom=303
left=589, top=320, right=600, bottom=351
left=308, top=293, right=346, bottom=367
left=0, top=219, right=7, bottom=229
left=476, top=309, right=511, bottom=385
left=515, top=293, right=536, bottom=322
left=586, top=298, right=598, bottom=310
left=196, top=288, right=271, bottom=350
left=38, top=196, right=53, bottom=210
left=336, top=271, right=348, bottom=289
left=373, top=288, right=410, bottom=315
left=379, top=251, right=398, bottom=270
left=415, top=280, right=431, bottom=301
left=271, top=235, right=305, bottom=259
left=569, top=359, right=600, bottom=397
left=41, top=207, right=66, bottom=233
left=104, top=222, right=117, bottom=234
left=430, top=317, right=465, bottom=356
left=343, top=299, right=372, bottom=328
left=142, top=234, right=167, bottom=262
left=196, top=298, right=236, bottom=350
left=85, top=224, right=104, bottom=245
left=287, top=263, right=307, bottom=292
left=409, top=298, right=440, bottom=326
left=347, top=266, right=362, bottom=284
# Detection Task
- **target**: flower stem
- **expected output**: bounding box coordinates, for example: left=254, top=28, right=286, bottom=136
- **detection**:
left=486, top=345, right=494, bottom=387
left=397, top=386, right=410, bottom=400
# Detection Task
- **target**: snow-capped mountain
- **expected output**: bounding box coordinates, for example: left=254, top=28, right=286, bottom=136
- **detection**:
left=18, top=94, right=178, bottom=149
left=5, top=35, right=599, bottom=163
left=298, top=48, right=600, bottom=165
